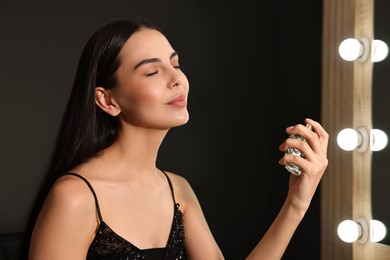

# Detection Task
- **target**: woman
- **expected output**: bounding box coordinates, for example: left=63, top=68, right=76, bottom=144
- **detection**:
left=21, top=17, right=329, bottom=259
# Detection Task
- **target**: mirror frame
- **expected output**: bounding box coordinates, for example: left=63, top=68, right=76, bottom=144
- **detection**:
left=321, top=0, right=390, bottom=259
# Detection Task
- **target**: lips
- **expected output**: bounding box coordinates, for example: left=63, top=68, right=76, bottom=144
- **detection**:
left=167, top=95, right=187, bottom=108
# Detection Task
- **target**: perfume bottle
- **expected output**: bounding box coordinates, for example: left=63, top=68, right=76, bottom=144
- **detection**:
left=285, top=123, right=313, bottom=176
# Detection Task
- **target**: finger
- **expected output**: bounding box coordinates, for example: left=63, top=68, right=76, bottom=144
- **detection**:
left=279, top=153, right=308, bottom=174
left=285, top=123, right=315, bottom=141
left=304, top=118, right=329, bottom=143
left=281, top=138, right=312, bottom=159
left=280, top=135, right=325, bottom=173
left=304, top=118, right=329, bottom=153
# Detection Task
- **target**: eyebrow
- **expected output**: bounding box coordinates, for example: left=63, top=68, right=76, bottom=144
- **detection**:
left=133, top=51, right=178, bottom=70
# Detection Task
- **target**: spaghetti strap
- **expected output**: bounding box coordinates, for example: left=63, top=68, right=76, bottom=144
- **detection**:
left=160, top=170, right=176, bottom=204
left=63, top=172, right=103, bottom=223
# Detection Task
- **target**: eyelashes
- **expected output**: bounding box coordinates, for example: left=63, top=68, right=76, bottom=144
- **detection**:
left=146, top=71, right=158, bottom=77
left=145, top=65, right=181, bottom=77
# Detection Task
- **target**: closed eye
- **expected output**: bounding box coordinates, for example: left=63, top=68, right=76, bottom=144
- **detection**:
left=146, top=65, right=180, bottom=77
left=146, top=71, right=158, bottom=77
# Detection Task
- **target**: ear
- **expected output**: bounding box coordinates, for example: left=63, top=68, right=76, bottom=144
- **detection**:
left=95, top=87, right=121, bottom=116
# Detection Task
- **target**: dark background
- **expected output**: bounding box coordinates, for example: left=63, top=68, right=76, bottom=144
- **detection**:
left=0, top=1, right=323, bottom=259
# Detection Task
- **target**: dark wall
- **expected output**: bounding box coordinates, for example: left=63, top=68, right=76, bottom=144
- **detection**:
left=0, top=1, right=323, bottom=259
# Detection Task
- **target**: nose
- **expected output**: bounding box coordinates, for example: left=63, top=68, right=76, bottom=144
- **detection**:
left=168, top=78, right=180, bottom=89
left=168, top=69, right=182, bottom=88
left=171, top=81, right=179, bottom=88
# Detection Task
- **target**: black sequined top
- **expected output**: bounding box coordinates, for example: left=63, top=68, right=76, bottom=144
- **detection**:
left=64, top=171, right=186, bottom=260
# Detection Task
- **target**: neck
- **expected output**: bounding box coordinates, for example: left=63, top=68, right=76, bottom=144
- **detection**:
left=97, top=125, right=169, bottom=177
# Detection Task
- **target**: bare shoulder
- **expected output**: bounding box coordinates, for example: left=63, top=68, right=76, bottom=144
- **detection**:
left=48, top=174, right=95, bottom=210
left=29, top=174, right=97, bottom=259
left=36, top=173, right=97, bottom=227
left=162, top=171, right=198, bottom=210
left=163, top=171, right=192, bottom=192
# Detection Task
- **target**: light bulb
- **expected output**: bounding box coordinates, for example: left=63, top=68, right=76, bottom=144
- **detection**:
left=337, top=220, right=361, bottom=243
left=371, top=39, right=389, bottom=62
left=337, top=128, right=360, bottom=151
left=337, top=219, right=368, bottom=243
left=370, top=129, right=388, bottom=151
left=337, top=128, right=369, bottom=152
left=339, top=38, right=362, bottom=61
left=370, top=219, right=387, bottom=242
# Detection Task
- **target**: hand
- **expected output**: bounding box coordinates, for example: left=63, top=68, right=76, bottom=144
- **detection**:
left=278, top=118, right=329, bottom=211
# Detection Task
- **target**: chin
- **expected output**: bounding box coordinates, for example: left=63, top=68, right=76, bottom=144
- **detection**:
left=172, top=115, right=190, bottom=127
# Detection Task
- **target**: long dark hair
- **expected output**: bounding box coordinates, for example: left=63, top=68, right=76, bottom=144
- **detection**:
left=19, top=17, right=160, bottom=259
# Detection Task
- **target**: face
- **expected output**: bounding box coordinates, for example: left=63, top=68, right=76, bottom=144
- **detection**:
left=110, top=28, right=189, bottom=130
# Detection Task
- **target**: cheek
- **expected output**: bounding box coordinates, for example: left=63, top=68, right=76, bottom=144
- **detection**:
left=116, top=78, right=161, bottom=105
left=133, top=86, right=163, bottom=108
left=115, top=83, right=164, bottom=118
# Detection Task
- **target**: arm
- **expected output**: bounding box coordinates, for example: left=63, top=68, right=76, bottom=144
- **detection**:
left=246, top=118, right=329, bottom=260
left=28, top=176, right=97, bottom=260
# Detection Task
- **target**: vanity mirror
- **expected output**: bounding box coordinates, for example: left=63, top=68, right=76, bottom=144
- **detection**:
left=321, top=0, right=390, bottom=259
